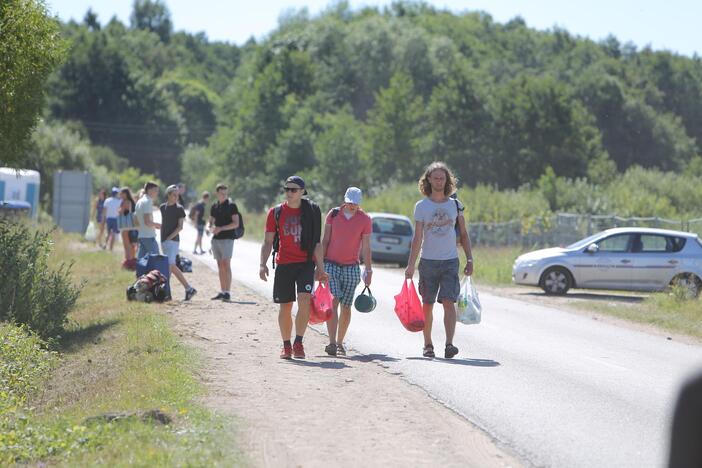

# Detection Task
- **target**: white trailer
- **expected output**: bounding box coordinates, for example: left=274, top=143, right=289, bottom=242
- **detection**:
left=0, top=167, right=41, bottom=219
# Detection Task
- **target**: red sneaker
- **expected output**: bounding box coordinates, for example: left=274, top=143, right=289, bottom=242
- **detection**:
left=280, top=344, right=292, bottom=359
left=292, top=342, right=305, bottom=359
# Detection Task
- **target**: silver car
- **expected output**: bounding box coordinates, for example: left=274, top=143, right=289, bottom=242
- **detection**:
left=368, top=213, right=414, bottom=267
left=512, top=227, right=702, bottom=296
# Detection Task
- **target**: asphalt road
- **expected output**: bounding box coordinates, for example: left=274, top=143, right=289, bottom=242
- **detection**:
left=175, top=222, right=702, bottom=468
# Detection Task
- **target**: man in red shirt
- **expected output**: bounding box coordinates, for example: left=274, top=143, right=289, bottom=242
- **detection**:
left=321, top=187, right=372, bottom=356
left=259, top=176, right=328, bottom=359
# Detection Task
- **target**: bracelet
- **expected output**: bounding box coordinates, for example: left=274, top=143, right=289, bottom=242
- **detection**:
left=467, top=259, right=473, bottom=263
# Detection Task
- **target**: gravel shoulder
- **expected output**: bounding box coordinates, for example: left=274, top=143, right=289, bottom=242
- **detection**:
left=167, top=259, right=521, bottom=468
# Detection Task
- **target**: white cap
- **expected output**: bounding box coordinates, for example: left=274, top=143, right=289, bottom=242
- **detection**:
left=344, top=187, right=362, bottom=205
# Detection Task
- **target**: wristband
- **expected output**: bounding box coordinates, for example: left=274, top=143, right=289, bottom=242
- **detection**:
left=467, top=259, right=473, bottom=263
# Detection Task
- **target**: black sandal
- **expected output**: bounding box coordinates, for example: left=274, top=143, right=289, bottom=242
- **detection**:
left=423, top=344, right=435, bottom=358
left=445, top=344, right=459, bottom=359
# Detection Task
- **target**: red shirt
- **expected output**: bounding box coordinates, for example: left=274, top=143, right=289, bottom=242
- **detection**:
left=265, top=203, right=308, bottom=264
left=324, top=207, right=372, bottom=265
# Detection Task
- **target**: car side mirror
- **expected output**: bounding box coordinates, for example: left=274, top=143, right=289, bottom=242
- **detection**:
left=586, top=243, right=599, bottom=254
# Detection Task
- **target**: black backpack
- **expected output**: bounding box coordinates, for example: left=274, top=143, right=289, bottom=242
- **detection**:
left=233, top=210, right=245, bottom=239
left=453, top=198, right=464, bottom=238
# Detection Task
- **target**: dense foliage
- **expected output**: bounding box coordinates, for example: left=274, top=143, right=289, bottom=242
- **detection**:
left=0, top=221, right=81, bottom=340
left=0, top=0, right=65, bottom=166
left=364, top=167, right=702, bottom=223
left=44, top=1, right=702, bottom=210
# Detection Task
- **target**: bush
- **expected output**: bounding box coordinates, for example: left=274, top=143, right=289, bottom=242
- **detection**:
left=0, top=324, right=57, bottom=414
left=0, top=221, right=82, bottom=339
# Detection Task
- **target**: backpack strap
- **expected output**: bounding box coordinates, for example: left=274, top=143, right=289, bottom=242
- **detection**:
left=331, top=207, right=340, bottom=218
left=272, top=204, right=282, bottom=269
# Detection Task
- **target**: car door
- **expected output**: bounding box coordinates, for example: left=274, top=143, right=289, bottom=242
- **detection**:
left=579, top=233, right=635, bottom=289
left=629, top=234, right=682, bottom=290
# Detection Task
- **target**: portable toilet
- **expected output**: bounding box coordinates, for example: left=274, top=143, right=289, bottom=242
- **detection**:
left=0, top=168, right=41, bottom=219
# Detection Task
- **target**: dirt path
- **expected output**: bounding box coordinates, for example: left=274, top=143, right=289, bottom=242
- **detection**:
left=166, top=259, right=521, bottom=468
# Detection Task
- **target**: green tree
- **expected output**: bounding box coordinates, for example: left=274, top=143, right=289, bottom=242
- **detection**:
left=363, top=72, right=426, bottom=185
left=308, top=110, right=363, bottom=202
left=130, top=0, right=173, bottom=42
left=0, top=0, right=65, bottom=167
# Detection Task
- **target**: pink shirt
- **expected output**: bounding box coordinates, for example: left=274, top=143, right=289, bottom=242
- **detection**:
left=324, top=207, right=372, bottom=265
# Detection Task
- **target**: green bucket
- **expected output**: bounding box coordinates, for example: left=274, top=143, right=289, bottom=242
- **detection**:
left=354, top=286, right=376, bottom=313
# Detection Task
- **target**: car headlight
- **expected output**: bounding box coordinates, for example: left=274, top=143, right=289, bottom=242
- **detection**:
left=514, top=258, right=539, bottom=269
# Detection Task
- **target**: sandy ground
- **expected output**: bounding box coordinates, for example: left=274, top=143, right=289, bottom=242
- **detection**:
left=166, top=258, right=521, bottom=468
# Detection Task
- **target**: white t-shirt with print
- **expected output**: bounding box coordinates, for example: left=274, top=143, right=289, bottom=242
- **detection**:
left=414, top=198, right=462, bottom=261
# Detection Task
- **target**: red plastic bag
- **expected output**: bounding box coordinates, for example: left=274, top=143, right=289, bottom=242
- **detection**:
left=309, top=282, right=333, bottom=324
left=393, top=279, right=425, bottom=332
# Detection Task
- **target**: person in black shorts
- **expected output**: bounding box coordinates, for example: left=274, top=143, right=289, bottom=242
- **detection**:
left=209, top=184, right=240, bottom=302
left=191, top=191, right=209, bottom=255
left=259, top=176, right=328, bottom=360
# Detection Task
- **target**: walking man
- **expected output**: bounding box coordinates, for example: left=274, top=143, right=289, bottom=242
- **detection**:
left=208, top=183, right=240, bottom=302
left=259, top=176, right=328, bottom=359
left=134, top=181, right=162, bottom=259
left=321, top=187, right=372, bottom=356
left=103, top=187, right=122, bottom=251
left=191, top=191, right=210, bottom=255
left=405, top=162, right=474, bottom=359
left=160, top=185, right=197, bottom=301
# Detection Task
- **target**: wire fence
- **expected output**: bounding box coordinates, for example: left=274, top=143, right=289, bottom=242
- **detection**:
left=469, top=213, right=702, bottom=248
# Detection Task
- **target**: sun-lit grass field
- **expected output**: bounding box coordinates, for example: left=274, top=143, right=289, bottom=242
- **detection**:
left=0, top=232, right=240, bottom=466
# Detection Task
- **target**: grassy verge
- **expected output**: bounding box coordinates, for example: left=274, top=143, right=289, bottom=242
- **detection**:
left=0, top=232, right=240, bottom=466
left=571, top=290, right=702, bottom=339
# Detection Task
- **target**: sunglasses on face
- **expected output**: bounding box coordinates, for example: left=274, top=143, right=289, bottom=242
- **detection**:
left=283, top=187, right=301, bottom=193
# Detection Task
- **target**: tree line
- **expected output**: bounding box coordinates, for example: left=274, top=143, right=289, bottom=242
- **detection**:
left=5, top=1, right=702, bottom=213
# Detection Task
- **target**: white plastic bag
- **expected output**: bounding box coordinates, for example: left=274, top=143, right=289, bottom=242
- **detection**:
left=457, top=276, right=481, bottom=325
left=85, top=221, right=96, bottom=241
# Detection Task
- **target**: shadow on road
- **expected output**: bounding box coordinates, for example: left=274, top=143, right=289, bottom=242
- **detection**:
left=521, top=291, right=646, bottom=304
left=406, top=357, right=501, bottom=367
left=345, top=353, right=401, bottom=363
left=287, top=359, right=352, bottom=369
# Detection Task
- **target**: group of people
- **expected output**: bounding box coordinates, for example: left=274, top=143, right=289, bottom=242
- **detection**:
left=257, top=161, right=473, bottom=360
left=92, top=160, right=474, bottom=359
left=93, top=182, right=196, bottom=300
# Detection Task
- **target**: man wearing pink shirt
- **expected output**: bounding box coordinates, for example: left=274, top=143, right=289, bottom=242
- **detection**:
left=321, top=187, right=373, bottom=356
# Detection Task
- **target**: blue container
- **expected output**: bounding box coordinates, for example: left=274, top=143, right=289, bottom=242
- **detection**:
left=136, top=254, right=171, bottom=299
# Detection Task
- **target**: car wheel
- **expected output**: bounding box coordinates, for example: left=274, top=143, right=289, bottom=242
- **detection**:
left=540, top=267, right=572, bottom=295
left=399, top=260, right=408, bottom=268
left=670, top=274, right=701, bottom=299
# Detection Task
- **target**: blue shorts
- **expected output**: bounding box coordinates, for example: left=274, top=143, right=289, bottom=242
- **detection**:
left=137, top=237, right=160, bottom=259
left=162, top=240, right=179, bottom=265
left=106, top=217, right=119, bottom=233
left=325, top=261, right=361, bottom=306
left=196, top=223, right=205, bottom=235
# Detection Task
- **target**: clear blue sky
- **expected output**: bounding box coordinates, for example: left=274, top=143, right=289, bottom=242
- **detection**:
left=47, top=0, right=700, bottom=57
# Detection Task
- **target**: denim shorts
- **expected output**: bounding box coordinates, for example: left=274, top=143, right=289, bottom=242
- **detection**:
left=106, top=217, right=119, bottom=233
left=418, top=257, right=460, bottom=304
left=162, top=240, right=179, bottom=265
left=137, top=237, right=160, bottom=259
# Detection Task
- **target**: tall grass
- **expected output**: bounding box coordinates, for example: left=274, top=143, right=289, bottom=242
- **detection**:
left=0, top=231, right=240, bottom=465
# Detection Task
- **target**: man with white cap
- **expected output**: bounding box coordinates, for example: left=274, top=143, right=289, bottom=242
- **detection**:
left=102, top=187, right=122, bottom=251
left=321, top=187, right=373, bottom=356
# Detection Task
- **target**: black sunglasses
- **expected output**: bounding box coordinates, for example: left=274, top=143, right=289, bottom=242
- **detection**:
left=283, top=187, right=301, bottom=193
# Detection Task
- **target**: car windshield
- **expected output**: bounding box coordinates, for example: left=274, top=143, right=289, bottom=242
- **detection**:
left=373, top=218, right=412, bottom=236
left=566, top=233, right=605, bottom=250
